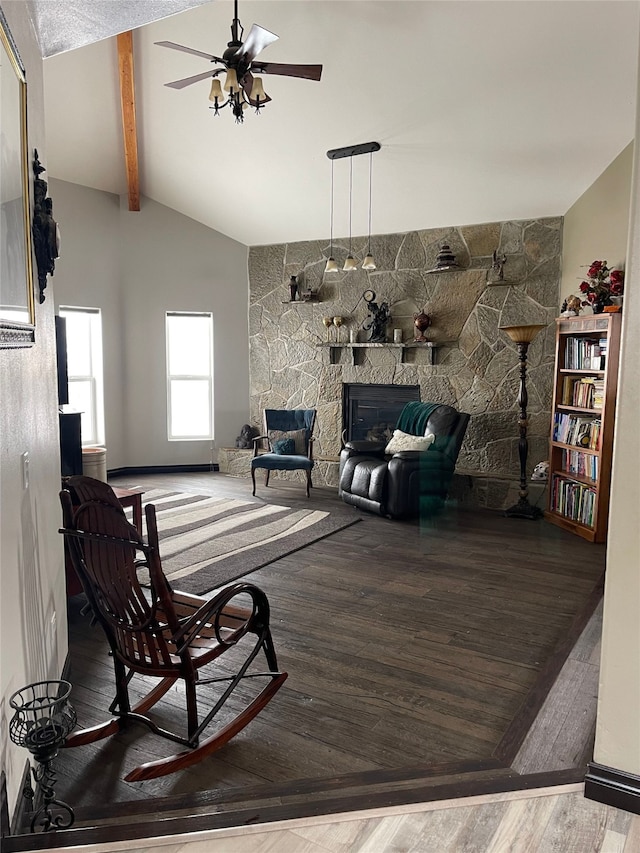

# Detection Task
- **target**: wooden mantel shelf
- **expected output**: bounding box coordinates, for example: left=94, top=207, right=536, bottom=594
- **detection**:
left=316, top=341, right=438, bottom=366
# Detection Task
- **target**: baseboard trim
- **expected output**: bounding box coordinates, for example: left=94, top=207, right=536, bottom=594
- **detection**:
left=107, top=464, right=218, bottom=477
left=584, top=762, right=640, bottom=815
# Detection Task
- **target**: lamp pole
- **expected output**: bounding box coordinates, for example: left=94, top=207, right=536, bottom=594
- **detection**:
left=500, top=324, right=547, bottom=520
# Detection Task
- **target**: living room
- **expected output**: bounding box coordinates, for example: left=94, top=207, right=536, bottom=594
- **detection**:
left=1, top=1, right=639, bottom=850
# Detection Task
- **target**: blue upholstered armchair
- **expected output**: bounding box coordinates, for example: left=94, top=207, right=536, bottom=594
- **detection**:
left=251, top=409, right=317, bottom=497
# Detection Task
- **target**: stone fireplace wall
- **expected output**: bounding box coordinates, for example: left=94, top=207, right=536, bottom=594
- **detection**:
left=243, top=217, right=562, bottom=508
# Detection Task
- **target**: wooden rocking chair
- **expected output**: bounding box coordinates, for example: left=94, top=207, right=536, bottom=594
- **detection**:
left=59, top=482, right=287, bottom=782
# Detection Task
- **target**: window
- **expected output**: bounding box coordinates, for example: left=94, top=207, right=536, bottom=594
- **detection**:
left=59, top=307, right=105, bottom=446
left=166, top=312, right=214, bottom=440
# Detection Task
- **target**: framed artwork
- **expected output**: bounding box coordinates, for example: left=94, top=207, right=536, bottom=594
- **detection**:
left=0, top=7, right=35, bottom=348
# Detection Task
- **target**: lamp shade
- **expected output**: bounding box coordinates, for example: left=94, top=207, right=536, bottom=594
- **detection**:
left=209, top=79, right=223, bottom=101
left=343, top=255, right=358, bottom=272
left=325, top=257, right=339, bottom=273
left=500, top=324, right=546, bottom=344
left=362, top=254, right=376, bottom=270
left=251, top=77, right=267, bottom=100
left=223, top=68, right=239, bottom=93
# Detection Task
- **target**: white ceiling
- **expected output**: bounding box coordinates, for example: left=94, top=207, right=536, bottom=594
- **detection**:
left=41, top=1, right=639, bottom=247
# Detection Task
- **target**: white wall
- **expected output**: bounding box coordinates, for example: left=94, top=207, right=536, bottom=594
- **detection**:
left=593, top=67, right=640, bottom=770
left=50, top=181, right=125, bottom=463
left=52, top=185, right=249, bottom=469
left=0, top=3, right=68, bottom=815
left=560, top=143, right=634, bottom=306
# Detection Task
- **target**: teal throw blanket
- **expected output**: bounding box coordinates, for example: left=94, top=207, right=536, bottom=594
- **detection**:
left=397, top=401, right=440, bottom=436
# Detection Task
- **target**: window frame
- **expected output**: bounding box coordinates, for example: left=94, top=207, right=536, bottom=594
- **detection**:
left=165, top=311, right=215, bottom=441
left=58, top=306, right=105, bottom=447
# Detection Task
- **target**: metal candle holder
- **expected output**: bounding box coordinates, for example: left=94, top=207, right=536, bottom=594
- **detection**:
left=500, top=324, right=547, bottom=520
left=9, top=680, right=77, bottom=832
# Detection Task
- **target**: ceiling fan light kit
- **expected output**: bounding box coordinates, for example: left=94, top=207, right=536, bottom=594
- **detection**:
left=157, top=0, right=322, bottom=123
left=325, top=142, right=381, bottom=274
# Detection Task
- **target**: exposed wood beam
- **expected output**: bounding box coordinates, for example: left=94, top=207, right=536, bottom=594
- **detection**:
left=117, top=31, right=140, bottom=211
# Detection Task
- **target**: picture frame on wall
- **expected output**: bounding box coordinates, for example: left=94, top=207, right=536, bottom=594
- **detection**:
left=0, top=7, right=35, bottom=349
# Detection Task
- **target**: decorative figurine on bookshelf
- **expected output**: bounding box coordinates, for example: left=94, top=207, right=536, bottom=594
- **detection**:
left=560, top=295, right=582, bottom=317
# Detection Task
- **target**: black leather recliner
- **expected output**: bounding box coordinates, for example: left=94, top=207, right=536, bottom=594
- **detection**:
left=338, top=402, right=470, bottom=519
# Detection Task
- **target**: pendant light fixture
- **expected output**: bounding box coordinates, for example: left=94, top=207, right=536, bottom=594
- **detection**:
left=343, top=156, right=358, bottom=272
left=325, top=158, right=339, bottom=273
left=362, top=151, right=376, bottom=270
left=325, top=141, right=381, bottom=273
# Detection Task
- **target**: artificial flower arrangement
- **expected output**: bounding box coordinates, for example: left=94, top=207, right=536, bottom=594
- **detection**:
left=579, top=260, right=624, bottom=311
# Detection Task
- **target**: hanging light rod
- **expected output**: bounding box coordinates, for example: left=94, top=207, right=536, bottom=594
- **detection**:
left=326, top=141, right=381, bottom=160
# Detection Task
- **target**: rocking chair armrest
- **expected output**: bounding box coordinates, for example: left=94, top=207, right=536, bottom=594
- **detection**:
left=172, top=582, right=268, bottom=653
left=59, top=526, right=153, bottom=559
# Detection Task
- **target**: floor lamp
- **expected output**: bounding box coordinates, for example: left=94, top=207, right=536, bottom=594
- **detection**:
left=500, top=323, right=547, bottom=520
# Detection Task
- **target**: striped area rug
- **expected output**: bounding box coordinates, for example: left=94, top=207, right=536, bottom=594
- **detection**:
left=127, top=489, right=360, bottom=595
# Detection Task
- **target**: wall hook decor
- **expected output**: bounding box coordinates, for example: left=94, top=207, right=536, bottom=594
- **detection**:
left=32, top=150, right=60, bottom=304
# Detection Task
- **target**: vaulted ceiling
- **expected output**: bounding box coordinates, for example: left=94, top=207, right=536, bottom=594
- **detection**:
left=37, top=1, right=639, bottom=247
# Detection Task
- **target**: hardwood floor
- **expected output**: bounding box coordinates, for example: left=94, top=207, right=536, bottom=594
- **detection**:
left=17, top=472, right=606, bottom=849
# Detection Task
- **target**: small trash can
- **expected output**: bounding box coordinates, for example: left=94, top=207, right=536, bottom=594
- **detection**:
left=82, top=446, right=107, bottom=482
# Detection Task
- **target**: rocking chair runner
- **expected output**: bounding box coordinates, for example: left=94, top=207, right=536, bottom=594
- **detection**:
left=59, top=484, right=287, bottom=782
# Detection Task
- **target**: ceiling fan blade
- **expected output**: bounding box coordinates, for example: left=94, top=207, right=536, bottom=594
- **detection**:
left=155, top=40, right=223, bottom=63
left=252, top=62, right=322, bottom=81
left=164, top=69, right=220, bottom=90
left=235, top=24, right=278, bottom=63
left=242, top=72, right=272, bottom=106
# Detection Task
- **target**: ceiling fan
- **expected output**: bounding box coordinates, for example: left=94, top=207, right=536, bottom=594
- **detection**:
left=156, top=0, right=323, bottom=122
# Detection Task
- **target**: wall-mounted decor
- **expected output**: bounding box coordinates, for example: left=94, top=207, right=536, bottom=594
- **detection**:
left=31, top=150, right=60, bottom=305
left=0, top=8, right=35, bottom=349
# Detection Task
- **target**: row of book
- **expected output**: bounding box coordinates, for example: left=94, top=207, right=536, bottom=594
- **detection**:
left=560, top=376, right=605, bottom=409
left=561, top=449, right=599, bottom=483
left=550, top=474, right=597, bottom=527
left=553, top=413, right=601, bottom=449
left=563, top=336, right=608, bottom=370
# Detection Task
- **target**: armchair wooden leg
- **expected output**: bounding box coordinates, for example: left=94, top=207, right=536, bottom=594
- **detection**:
left=265, top=470, right=270, bottom=488
left=251, top=468, right=257, bottom=496
left=306, top=470, right=311, bottom=497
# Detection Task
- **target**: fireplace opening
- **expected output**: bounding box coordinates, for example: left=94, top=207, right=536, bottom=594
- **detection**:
left=342, top=384, right=420, bottom=444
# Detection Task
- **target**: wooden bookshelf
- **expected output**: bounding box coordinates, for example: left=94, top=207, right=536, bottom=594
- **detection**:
left=545, top=313, right=621, bottom=542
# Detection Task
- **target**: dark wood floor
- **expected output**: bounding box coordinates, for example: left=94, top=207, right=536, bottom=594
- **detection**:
left=51, top=472, right=604, bottom=839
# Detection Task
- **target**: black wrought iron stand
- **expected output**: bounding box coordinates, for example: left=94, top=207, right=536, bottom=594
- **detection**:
left=9, top=680, right=76, bottom=832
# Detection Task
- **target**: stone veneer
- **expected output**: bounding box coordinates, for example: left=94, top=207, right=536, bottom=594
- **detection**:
left=239, top=218, right=562, bottom=510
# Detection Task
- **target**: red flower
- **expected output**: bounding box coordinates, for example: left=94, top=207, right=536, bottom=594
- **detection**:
left=609, top=269, right=623, bottom=285
left=610, top=281, right=623, bottom=296
left=579, top=281, right=589, bottom=293
left=587, top=291, right=597, bottom=303
left=588, top=261, right=604, bottom=277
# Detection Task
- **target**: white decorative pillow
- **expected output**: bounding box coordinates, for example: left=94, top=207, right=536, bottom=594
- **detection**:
left=385, top=429, right=436, bottom=455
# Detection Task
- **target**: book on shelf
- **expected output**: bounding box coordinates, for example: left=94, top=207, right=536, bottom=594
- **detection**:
left=563, top=336, right=607, bottom=370
left=553, top=413, right=601, bottom=449
left=561, top=449, right=599, bottom=482
left=550, top=474, right=597, bottom=526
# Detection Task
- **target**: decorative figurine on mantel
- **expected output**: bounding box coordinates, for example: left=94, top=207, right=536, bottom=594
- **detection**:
left=413, top=309, right=432, bottom=342
left=288, top=275, right=298, bottom=301
left=362, top=289, right=390, bottom=342
left=488, top=249, right=507, bottom=284
left=429, top=243, right=459, bottom=272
